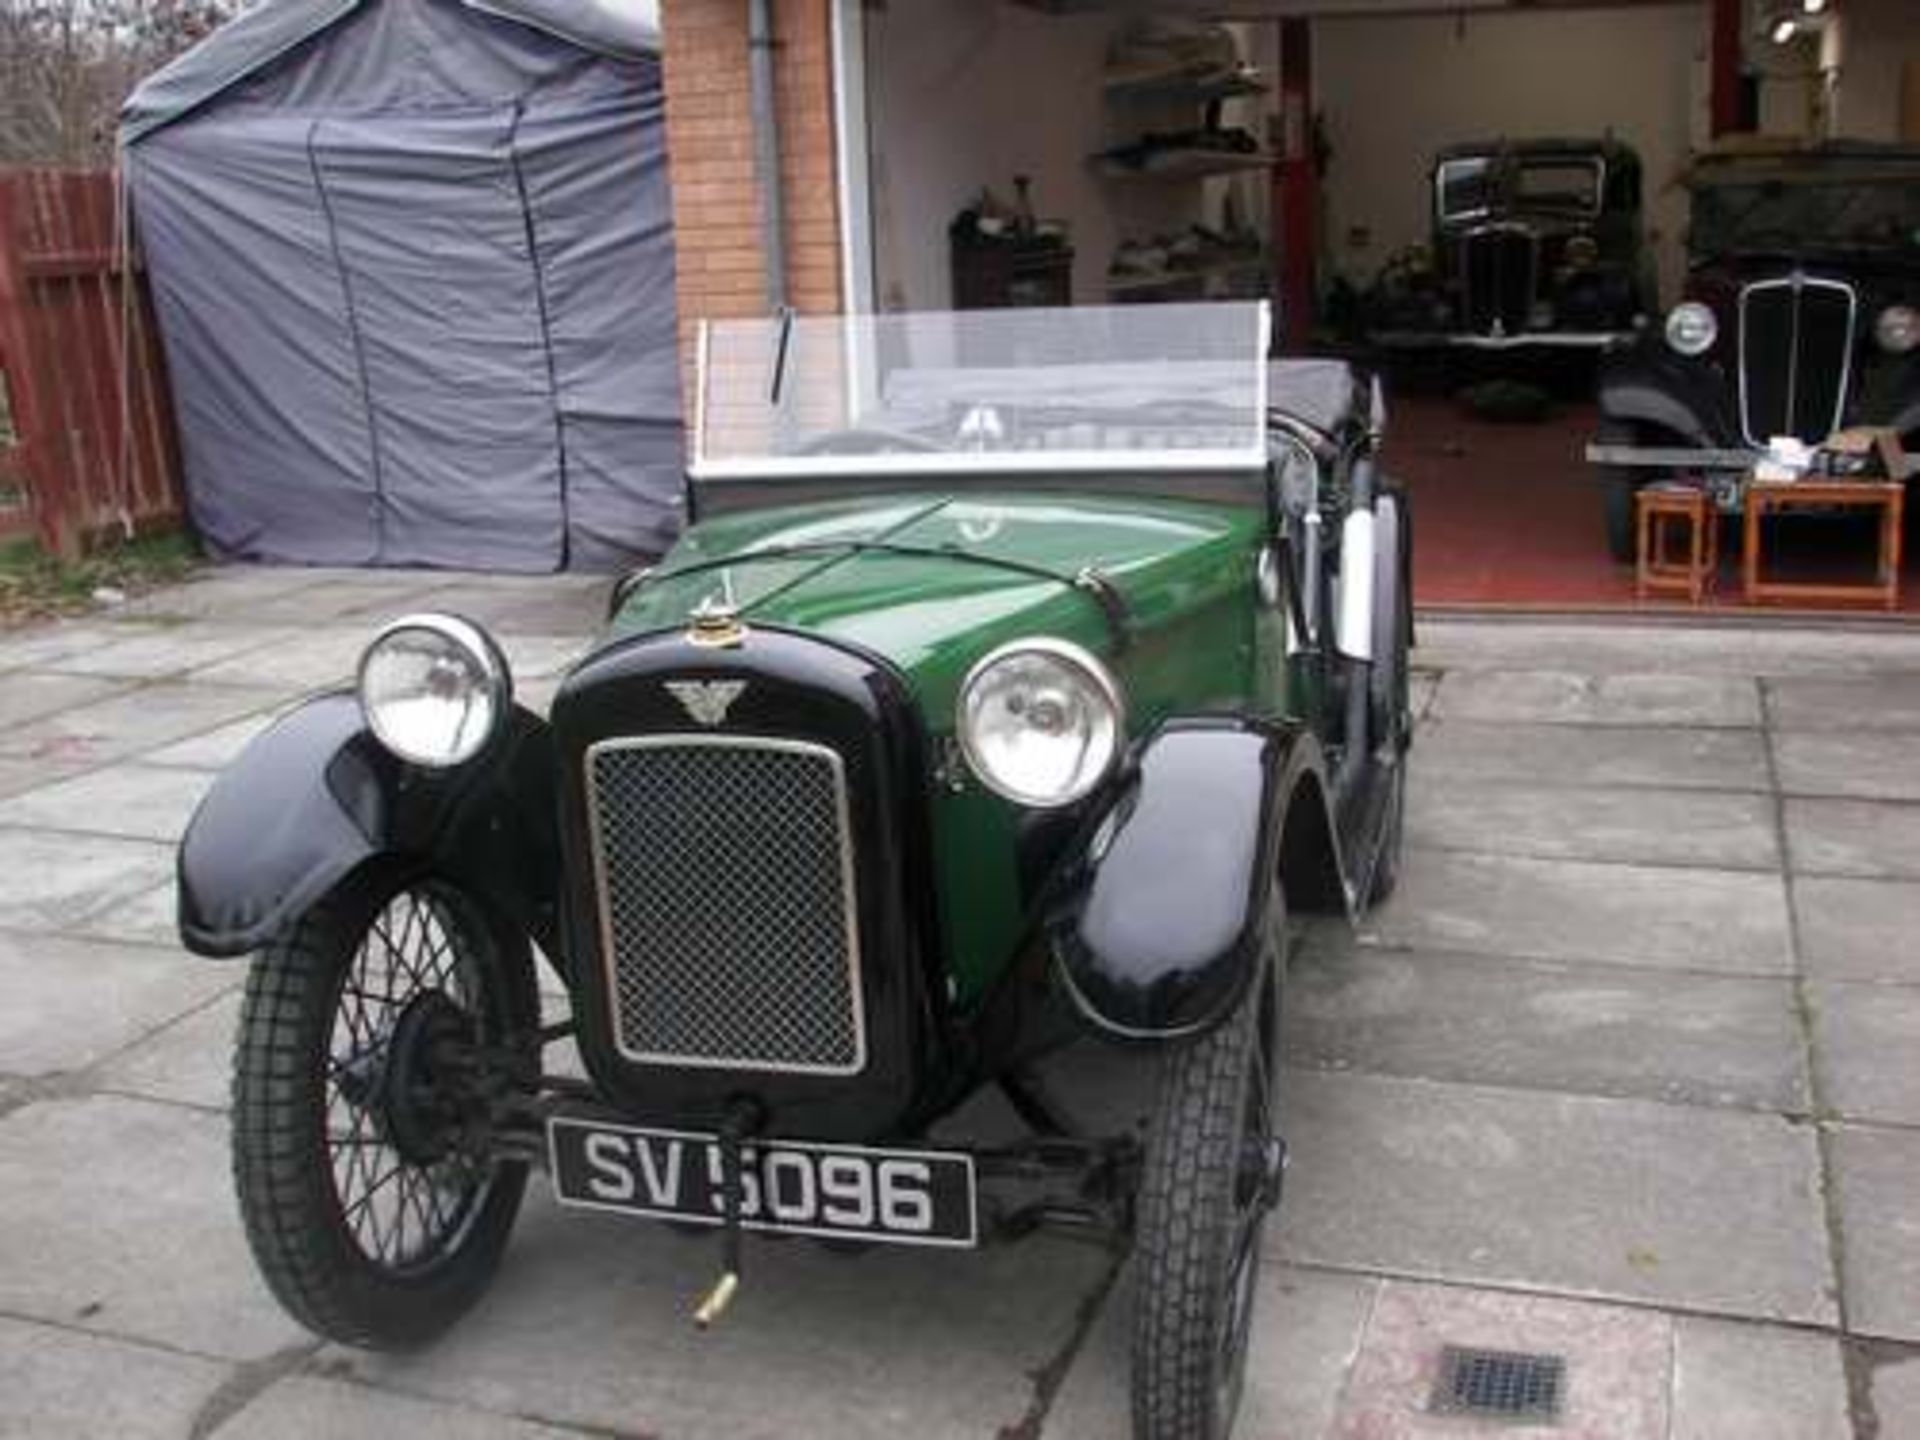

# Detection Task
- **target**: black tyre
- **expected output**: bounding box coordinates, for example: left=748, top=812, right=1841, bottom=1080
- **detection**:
left=232, top=869, right=538, bottom=1349
left=1132, top=909, right=1283, bottom=1440
left=1597, top=420, right=1646, bottom=564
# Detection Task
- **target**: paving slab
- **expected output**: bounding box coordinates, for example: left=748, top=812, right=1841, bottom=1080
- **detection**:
left=139, top=712, right=280, bottom=770
left=0, top=754, right=94, bottom=801
left=1409, top=669, right=1439, bottom=722
left=417, top=581, right=610, bottom=636
left=1417, top=621, right=1920, bottom=679
left=0, top=829, right=174, bottom=932
left=188, top=629, right=371, bottom=691
left=1330, top=1280, right=1669, bottom=1439
left=1288, top=942, right=1807, bottom=1112
left=95, top=987, right=240, bottom=1111
left=1793, top=877, right=1920, bottom=984
left=0, top=1095, right=311, bottom=1360
left=1274, top=1070, right=1835, bottom=1325
left=1670, top=1316, right=1849, bottom=1440
left=70, top=880, right=184, bottom=949
left=1412, top=720, right=1772, bottom=792
left=0, top=1313, right=230, bottom=1440
left=1765, top=673, right=1920, bottom=731
left=1406, top=777, right=1779, bottom=870
left=1783, top=798, right=1920, bottom=880
left=1808, top=983, right=1920, bottom=1126
left=207, top=573, right=458, bottom=624
left=1432, top=670, right=1761, bottom=728
left=1827, top=1125, right=1920, bottom=1343
left=1367, top=849, right=1795, bottom=976
left=498, top=633, right=594, bottom=681
left=0, top=620, right=134, bottom=672
left=0, top=932, right=231, bottom=1077
left=0, top=763, right=211, bottom=842
left=0, top=682, right=287, bottom=767
left=329, top=1192, right=1110, bottom=1440
left=0, top=670, right=130, bottom=729
left=217, top=1375, right=577, bottom=1439
left=1866, top=1351, right=1920, bottom=1439
left=1046, top=1263, right=1375, bottom=1440
left=44, top=624, right=292, bottom=680
left=115, top=566, right=334, bottom=621
left=1772, top=730, right=1920, bottom=802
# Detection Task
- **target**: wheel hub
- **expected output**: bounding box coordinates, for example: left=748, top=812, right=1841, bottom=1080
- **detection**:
left=345, top=990, right=473, bottom=1166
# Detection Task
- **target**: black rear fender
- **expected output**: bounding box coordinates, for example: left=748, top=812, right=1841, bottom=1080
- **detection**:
left=1048, top=718, right=1346, bottom=1042
left=176, top=692, right=560, bottom=959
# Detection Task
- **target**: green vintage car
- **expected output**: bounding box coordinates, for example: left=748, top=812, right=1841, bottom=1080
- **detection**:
left=177, top=302, right=1411, bottom=1440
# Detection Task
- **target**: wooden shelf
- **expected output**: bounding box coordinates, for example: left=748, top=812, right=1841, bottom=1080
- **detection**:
left=1091, top=149, right=1275, bottom=182
left=1102, top=66, right=1267, bottom=103
left=1106, top=257, right=1268, bottom=295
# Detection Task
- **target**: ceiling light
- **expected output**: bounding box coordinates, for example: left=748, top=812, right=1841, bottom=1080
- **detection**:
left=1800, top=0, right=1827, bottom=12
left=1770, top=15, right=1799, bottom=42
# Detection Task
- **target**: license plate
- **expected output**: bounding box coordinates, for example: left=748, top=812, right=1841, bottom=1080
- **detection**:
left=547, top=1116, right=978, bottom=1248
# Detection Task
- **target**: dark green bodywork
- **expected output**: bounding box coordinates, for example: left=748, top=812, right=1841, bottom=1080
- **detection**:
left=611, top=490, right=1289, bottom=1006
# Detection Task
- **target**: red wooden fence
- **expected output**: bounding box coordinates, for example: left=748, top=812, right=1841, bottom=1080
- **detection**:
left=0, top=169, right=184, bottom=557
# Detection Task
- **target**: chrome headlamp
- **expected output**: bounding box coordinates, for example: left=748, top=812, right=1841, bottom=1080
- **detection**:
left=357, top=614, right=511, bottom=768
left=1875, top=304, right=1919, bottom=354
left=957, top=639, right=1124, bottom=808
left=1664, top=302, right=1718, bottom=357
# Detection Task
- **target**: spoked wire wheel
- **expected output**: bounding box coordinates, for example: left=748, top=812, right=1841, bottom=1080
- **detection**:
left=1132, top=903, right=1284, bottom=1440
left=325, top=886, right=495, bottom=1272
left=233, top=870, right=536, bottom=1349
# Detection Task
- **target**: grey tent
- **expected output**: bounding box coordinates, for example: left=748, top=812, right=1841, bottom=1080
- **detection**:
left=122, top=0, right=682, bottom=572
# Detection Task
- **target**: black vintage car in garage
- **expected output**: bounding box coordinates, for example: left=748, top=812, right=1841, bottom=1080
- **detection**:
left=1589, top=141, right=1920, bottom=561
left=1367, top=137, right=1652, bottom=354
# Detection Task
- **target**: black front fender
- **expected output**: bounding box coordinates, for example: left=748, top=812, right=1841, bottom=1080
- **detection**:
left=176, top=692, right=559, bottom=958
left=1595, top=343, right=1739, bottom=448
left=1047, top=718, right=1345, bottom=1042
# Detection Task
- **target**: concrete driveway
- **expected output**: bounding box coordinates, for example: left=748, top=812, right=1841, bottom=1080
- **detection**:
left=2, top=567, right=1918, bottom=1438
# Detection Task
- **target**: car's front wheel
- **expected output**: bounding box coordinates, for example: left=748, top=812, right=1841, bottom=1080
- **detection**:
left=1596, top=419, right=1648, bottom=565
left=1131, top=906, right=1283, bottom=1440
left=231, top=869, right=538, bottom=1349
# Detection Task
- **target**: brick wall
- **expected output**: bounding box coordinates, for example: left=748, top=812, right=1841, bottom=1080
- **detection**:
left=660, top=0, right=844, bottom=340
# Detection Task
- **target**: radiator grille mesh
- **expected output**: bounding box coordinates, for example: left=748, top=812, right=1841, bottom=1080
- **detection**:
left=587, top=737, right=863, bottom=1074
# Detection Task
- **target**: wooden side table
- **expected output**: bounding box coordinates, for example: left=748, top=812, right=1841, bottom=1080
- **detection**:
left=1636, top=486, right=1718, bottom=602
left=1743, top=479, right=1904, bottom=610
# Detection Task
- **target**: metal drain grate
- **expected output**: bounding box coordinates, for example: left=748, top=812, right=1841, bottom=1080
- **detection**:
left=1430, top=1346, right=1566, bottom=1422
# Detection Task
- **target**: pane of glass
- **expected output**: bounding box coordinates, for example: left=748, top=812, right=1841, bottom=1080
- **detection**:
left=1511, top=160, right=1602, bottom=214
left=1436, top=158, right=1493, bottom=220
left=694, top=302, right=1269, bottom=478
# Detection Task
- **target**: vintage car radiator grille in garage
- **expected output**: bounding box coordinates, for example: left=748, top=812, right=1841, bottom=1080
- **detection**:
left=584, top=736, right=866, bottom=1075
left=1459, top=225, right=1537, bottom=335
left=1739, top=276, right=1856, bottom=446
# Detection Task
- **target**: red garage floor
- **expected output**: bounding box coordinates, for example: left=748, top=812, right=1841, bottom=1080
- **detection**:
left=1385, top=395, right=1920, bottom=616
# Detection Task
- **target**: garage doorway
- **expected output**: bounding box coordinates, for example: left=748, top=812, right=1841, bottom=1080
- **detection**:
left=848, top=0, right=1920, bottom=616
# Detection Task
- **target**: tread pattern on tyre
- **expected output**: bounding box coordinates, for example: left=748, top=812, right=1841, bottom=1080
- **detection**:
left=231, top=873, right=535, bottom=1350
left=1131, top=958, right=1269, bottom=1440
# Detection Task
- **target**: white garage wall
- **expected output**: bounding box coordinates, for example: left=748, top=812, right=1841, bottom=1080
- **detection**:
left=865, top=0, right=1266, bottom=311
left=1828, top=0, right=1920, bottom=141
left=1315, top=4, right=1704, bottom=308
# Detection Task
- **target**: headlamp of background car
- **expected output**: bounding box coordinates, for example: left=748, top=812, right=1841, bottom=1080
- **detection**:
left=1664, top=301, right=1718, bottom=357
left=358, top=614, right=511, bottom=769
left=1874, top=305, right=1919, bottom=354
left=957, top=639, right=1124, bottom=808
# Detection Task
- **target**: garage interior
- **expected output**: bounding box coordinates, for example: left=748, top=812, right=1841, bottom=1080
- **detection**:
left=848, top=0, right=1920, bottom=613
